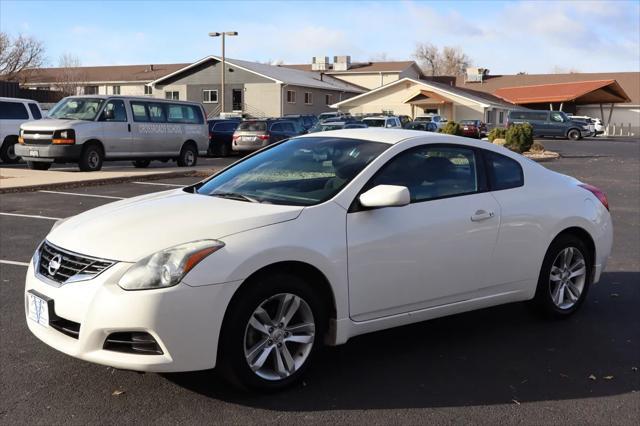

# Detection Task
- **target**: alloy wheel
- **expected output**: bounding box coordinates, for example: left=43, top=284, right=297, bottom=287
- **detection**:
left=548, top=247, right=586, bottom=309
left=243, top=293, right=315, bottom=381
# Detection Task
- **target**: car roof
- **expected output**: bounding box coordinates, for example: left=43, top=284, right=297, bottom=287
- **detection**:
left=298, top=128, right=463, bottom=144
left=362, top=116, right=393, bottom=120
left=0, top=97, right=39, bottom=103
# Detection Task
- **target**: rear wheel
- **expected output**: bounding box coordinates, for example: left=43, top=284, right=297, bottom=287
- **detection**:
left=567, top=129, right=581, bottom=141
left=0, top=138, right=20, bottom=163
left=26, top=161, right=51, bottom=171
left=177, top=143, right=197, bottom=167
left=218, top=141, right=231, bottom=157
left=218, top=273, right=324, bottom=391
left=533, top=234, right=591, bottom=317
left=79, top=143, right=104, bottom=171
left=132, top=159, right=151, bottom=168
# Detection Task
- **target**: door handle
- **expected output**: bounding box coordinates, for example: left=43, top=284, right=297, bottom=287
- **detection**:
left=471, top=209, right=495, bottom=222
left=127, top=123, right=131, bottom=132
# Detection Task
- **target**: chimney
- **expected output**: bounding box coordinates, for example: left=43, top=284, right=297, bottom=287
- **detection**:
left=311, top=56, right=329, bottom=71
left=333, top=55, right=351, bottom=71
left=465, top=67, right=489, bottom=83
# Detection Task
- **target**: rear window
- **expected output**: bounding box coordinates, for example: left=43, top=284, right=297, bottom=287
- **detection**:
left=167, top=104, right=203, bottom=124
left=460, top=120, right=477, bottom=125
left=0, top=101, right=29, bottom=119
left=238, top=121, right=267, bottom=132
left=28, top=103, right=42, bottom=119
left=213, top=122, right=237, bottom=132
left=509, top=111, right=547, bottom=121
left=363, top=119, right=385, bottom=127
left=484, top=150, right=524, bottom=191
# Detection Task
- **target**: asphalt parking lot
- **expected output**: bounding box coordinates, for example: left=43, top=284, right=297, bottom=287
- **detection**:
left=0, top=137, right=638, bottom=425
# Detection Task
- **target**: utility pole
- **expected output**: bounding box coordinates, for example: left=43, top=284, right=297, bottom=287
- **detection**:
left=208, top=31, right=238, bottom=114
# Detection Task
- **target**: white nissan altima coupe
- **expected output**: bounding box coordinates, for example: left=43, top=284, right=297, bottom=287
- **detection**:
left=25, top=129, right=612, bottom=390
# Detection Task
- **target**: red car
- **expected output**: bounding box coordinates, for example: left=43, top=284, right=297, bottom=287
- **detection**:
left=459, top=120, right=487, bottom=138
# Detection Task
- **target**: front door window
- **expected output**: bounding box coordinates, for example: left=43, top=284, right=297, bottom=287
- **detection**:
left=232, top=89, right=242, bottom=111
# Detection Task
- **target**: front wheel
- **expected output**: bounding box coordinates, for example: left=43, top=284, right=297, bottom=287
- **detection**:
left=532, top=234, right=591, bottom=317
left=567, top=129, right=581, bottom=141
left=0, top=138, right=20, bottom=163
left=27, top=161, right=51, bottom=170
left=177, top=143, right=197, bottom=167
left=218, top=273, right=325, bottom=391
left=79, top=143, right=104, bottom=171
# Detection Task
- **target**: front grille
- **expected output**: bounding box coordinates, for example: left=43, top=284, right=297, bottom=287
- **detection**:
left=104, top=332, right=164, bottom=355
left=37, top=241, right=115, bottom=285
left=22, top=130, right=53, bottom=145
left=50, top=316, right=81, bottom=339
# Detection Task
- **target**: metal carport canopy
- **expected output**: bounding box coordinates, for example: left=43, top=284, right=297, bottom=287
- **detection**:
left=493, top=80, right=631, bottom=105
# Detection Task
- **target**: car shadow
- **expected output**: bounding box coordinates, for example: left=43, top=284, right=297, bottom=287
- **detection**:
left=163, top=271, right=639, bottom=410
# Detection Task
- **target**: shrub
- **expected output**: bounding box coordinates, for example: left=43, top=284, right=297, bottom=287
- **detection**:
left=505, top=123, right=534, bottom=153
left=488, top=127, right=507, bottom=142
left=530, top=141, right=545, bottom=153
left=439, top=121, right=463, bottom=136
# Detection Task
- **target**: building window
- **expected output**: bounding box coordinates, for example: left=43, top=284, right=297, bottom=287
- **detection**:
left=144, top=85, right=153, bottom=95
left=287, top=90, right=296, bottom=104
left=325, top=94, right=332, bottom=105
left=203, top=89, right=218, bottom=103
left=36, top=86, right=50, bottom=91
left=304, top=92, right=313, bottom=105
left=112, top=85, right=121, bottom=95
left=165, top=91, right=179, bottom=100
left=499, top=111, right=504, bottom=124
left=84, top=85, right=98, bottom=95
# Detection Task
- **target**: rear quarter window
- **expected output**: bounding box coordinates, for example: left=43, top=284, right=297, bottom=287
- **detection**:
left=484, top=150, right=524, bottom=190
left=28, top=103, right=42, bottom=119
left=0, top=101, right=29, bottom=119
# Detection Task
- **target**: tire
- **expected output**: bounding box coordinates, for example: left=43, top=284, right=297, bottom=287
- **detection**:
left=218, top=141, right=231, bottom=157
left=26, top=161, right=51, bottom=171
left=177, top=143, right=197, bottom=167
left=567, top=129, right=581, bottom=141
left=78, top=143, right=104, bottom=172
left=218, top=272, right=325, bottom=391
left=532, top=234, right=592, bottom=318
left=0, top=138, right=20, bottom=163
left=132, top=159, right=151, bottom=168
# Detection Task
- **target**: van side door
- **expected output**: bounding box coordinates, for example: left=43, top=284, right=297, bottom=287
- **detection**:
left=97, top=99, right=131, bottom=158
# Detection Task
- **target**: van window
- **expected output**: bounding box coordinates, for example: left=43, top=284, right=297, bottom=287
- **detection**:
left=147, top=104, right=166, bottom=123
left=510, top=111, right=547, bottom=121
left=167, top=104, right=203, bottom=124
left=484, top=150, right=524, bottom=190
left=0, top=101, right=30, bottom=119
left=27, top=103, right=42, bottom=119
left=550, top=112, right=565, bottom=123
left=131, top=102, right=149, bottom=122
left=101, top=100, right=127, bottom=122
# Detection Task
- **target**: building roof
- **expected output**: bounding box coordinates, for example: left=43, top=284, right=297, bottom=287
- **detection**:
left=281, top=61, right=418, bottom=74
left=20, top=63, right=190, bottom=84
left=332, top=77, right=519, bottom=110
left=494, top=80, right=631, bottom=105
left=456, top=72, right=640, bottom=105
left=150, top=56, right=365, bottom=93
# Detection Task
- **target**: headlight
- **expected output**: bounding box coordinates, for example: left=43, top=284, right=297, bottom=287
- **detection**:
left=52, top=129, right=75, bottom=145
left=582, top=125, right=589, bottom=130
left=118, top=240, right=224, bottom=291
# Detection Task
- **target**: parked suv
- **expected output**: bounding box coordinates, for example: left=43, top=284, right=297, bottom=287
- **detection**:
left=0, top=97, right=43, bottom=163
left=232, top=119, right=299, bottom=152
left=414, top=114, right=446, bottom=129
left=362, top=116, right=402, bottom=128
left=459, top=119, right=488, bottom=138
left=207, top=118, right=241, bottom=157
left=507, top=110, right=591, bottom=141
left=16, top=96, right=208, bottom=171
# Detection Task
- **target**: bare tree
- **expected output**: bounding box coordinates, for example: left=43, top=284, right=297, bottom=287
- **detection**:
left=551, top=65, right=581, bottom=74
left=0, top=32, right=46, bottom=81
left=260, top=58, right=284, bottom=66
left=413, top=43, right=471, bottom=76
left=57, top=52, right=86, bottom=96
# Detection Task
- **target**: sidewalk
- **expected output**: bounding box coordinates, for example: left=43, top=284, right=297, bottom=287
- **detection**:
left=0, top=165, right=216, bottom=193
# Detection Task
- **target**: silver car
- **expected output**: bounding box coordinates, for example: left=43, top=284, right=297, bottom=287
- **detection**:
left=16, top=96, right=208, bottom=171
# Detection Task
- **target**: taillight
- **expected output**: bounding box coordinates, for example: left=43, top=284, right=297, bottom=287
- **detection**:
left=258, top=134, right=269, bottom=141
left=232, top=135, right=240, bottom=141
left=579, top=183, right=609, bottom=211
left=208, top=132, right=213, bottom=141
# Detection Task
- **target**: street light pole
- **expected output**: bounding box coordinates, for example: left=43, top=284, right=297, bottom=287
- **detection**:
left=209, top=31, right=238, bottom=115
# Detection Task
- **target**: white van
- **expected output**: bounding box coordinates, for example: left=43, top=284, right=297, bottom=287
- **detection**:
left=0, top=97, right=43, bottom=163
left=16, top=96, right=208, bottom=171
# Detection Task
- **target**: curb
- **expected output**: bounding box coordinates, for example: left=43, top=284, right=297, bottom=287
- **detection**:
left=0, top=169, right=216, bottom=194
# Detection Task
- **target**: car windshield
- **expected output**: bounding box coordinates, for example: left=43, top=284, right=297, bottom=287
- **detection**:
left=363, top=119, right=385, bottom=127
left=195, top=137, right=389, bottom=206
left=48, top=98, right=105, bottom=121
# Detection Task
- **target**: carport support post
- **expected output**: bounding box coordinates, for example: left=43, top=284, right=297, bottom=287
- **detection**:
left=607, top=103, right=614, bottom=128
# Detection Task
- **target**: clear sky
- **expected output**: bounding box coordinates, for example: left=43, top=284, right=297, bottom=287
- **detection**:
left=1, top=0, right=639, bottom=74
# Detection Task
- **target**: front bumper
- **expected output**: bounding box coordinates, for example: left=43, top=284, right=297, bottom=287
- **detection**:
left=24, top=261, right=241, bottom=372
left=15, top=144, right=82, bottom=162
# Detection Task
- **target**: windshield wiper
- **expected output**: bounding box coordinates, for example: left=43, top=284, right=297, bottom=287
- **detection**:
left=211, top=192, right=260, bottom=203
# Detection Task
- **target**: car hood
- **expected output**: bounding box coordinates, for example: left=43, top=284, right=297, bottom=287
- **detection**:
left=47, top=189, right=303, bottom=262
left=21, top=118, right=93, bottom=131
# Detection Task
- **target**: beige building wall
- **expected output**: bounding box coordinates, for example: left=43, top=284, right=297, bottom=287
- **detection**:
left=281, top=85, right=357, bottom=116
left=330, top=72, right=402, bottom=90
left=244, top=83, right=282, bottom=117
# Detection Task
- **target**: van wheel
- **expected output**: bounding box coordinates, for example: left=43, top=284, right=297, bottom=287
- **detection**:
left=27, top=161, right=51, bottom=171
left=567, top=129, right=581, bottom=141
left=218, top=273, right=325, bottom=391
left=0, top=137, right=20, bottom=163
left=177, top=143, right=198, bottom=167
left=132, top=159, right=151, bottom=168
left=79, top=143, right=104, bottom=172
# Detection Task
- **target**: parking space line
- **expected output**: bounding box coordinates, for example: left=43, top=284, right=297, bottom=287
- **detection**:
left=38, top=190, right=125, bottom=200
left=0, top=259, right=30, bottom=267
left=0, top=212, right=62, bottom=220
left=132, top=181, right=185, bottom=187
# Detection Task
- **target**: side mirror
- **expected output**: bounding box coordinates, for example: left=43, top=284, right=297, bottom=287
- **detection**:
left=359, top=185, right=410, bottom=208
left=102, top=109, right=114, bottom=121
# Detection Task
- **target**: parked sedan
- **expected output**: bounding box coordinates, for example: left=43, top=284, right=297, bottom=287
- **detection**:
left=232, top=119, right=299, bottom=152
left=404, top=121, right=438, bottom=132
left=459, top=119, right=487, bottom=138
left=25, top=129, right=612, bottom=392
